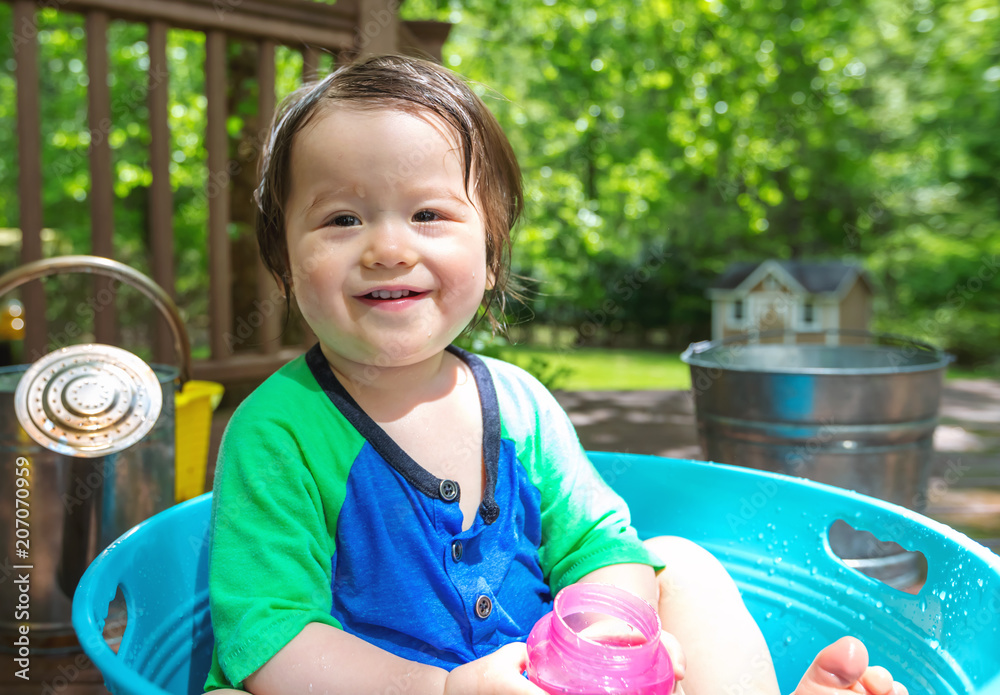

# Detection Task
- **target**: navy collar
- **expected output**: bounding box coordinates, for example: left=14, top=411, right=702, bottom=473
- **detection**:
left=306, top=344, right=501, bottom=524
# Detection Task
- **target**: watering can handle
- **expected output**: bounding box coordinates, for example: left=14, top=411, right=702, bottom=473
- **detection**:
left=0, top=255, right=192, bottom=384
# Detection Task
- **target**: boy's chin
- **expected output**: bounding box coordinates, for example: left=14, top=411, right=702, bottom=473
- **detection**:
left=321, top=336, right=457, bottom=370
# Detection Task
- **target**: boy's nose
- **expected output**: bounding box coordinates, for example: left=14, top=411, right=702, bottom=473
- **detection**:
left=360, top=222, right=417, bottom=269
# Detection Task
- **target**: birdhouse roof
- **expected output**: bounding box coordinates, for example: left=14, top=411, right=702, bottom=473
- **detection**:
left=711, top=260, right=874, bottom=296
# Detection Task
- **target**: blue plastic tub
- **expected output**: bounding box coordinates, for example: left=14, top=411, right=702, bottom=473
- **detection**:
left=73, top=454, right=1000, bottom=694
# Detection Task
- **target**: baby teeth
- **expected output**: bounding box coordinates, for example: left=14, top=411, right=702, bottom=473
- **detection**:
left=372, top=289, right=410, bottom=299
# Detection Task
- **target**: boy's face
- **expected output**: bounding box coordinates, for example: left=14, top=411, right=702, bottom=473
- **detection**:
left=283, top=106, right=489, bottom=372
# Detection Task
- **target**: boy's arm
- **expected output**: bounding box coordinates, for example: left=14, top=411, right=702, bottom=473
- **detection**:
left=242, top=622, right=544, bottom=695
left=243, top=623, right=447, bottom=694
left=511, top=381, right=664, bottom=592
left=575, top=562, right=658, bottom=607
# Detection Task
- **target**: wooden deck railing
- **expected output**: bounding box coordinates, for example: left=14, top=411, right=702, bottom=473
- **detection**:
left=5, top=0, right=449, bottom=383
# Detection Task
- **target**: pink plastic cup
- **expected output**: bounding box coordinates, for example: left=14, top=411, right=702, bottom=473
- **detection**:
left=526, top=583, right=675, bottom=694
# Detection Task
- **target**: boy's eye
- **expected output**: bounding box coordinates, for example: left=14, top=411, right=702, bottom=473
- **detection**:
left=328, top=214, right=360, bottom=227
left=413, top=210, right=441, bottom=223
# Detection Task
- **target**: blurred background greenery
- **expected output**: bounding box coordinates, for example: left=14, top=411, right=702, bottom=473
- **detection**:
left=0, top=0, right=996, bottom=389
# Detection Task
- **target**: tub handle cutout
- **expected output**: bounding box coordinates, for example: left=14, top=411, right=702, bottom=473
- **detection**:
left=828, top=519, right=927, bottom=594
left=102, top=585, right=128, bottom=655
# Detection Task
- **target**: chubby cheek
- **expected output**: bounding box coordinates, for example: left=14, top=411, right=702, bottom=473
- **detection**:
left=293, top=281, right=326, bottom=328
left=438, top=253, right=488, bottom=307
left=289, top=254, right=345, bottom=324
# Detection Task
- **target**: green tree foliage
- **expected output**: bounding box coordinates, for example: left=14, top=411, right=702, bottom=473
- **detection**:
left=403, top=0, right=999, bottom=366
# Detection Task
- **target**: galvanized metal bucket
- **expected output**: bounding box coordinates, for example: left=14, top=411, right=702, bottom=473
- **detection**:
left=681, top=330, right=952, bottom=589
left=0, top=256, right=191, bottom=652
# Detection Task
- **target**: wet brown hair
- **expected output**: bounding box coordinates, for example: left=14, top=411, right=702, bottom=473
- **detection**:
left=255, top=54, right=523, bottom=333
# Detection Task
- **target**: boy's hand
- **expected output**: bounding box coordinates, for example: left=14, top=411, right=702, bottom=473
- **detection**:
left=658, top=629, right=687, bottom=691
left=444, top=643, right=546, bottom=695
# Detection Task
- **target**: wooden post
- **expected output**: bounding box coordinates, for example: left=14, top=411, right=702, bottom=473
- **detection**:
left=206, top=30, right=233, bottom=360
left=86, top=10, right=117, bottom=346
left=302, top=44, right=320, bottom=83
left=355, top=0, right=399, bottom=58
left=148, top=18, right=176, bottom=365
left=13, top=0, right=47, bottom=360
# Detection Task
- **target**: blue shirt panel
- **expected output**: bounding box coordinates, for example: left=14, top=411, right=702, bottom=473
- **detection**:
left=330, top=437, right=552, bottom=670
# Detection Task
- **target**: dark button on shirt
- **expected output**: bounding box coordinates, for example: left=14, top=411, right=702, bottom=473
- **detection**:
left=475, top=594, right=493, bottom=619
left=439, top=479, right=459, bottom=501
left=451, top=540, right=463, bottom=562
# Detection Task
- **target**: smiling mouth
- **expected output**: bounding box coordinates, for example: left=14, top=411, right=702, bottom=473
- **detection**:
left=361, top=289, right=427, bottom=300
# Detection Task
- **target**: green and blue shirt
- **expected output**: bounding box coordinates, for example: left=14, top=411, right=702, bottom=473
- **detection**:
left=205, top=345, right=661, bottom=690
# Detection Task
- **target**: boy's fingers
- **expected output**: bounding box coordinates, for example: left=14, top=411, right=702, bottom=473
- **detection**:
left=489, top=643, right=546, bottom=692
left=659, top=630, right=687, bottom=682
left=493, top=641, right=528, bottom=669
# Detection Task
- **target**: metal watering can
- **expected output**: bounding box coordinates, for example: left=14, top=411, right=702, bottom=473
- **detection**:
left=0, top=255, right=191, bottom=652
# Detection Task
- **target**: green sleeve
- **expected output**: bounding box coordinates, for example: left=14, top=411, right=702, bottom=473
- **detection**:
left=486, top=357, right=664, bottom=594
left=204, top=364, right=357, bottom=690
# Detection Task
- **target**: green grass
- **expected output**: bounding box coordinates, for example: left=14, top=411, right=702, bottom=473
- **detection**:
left=498, top=346, right=692, bottom=391
left=495, top=345, right=1000, bottom=391
left=947, top=364, right=1000, bottom=381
